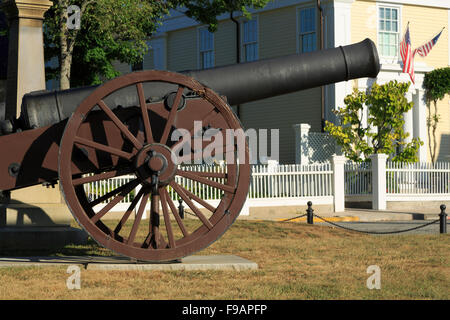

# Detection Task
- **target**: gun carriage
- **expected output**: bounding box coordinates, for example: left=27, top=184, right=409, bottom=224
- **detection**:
left=0, top=39, right=380, bottom=261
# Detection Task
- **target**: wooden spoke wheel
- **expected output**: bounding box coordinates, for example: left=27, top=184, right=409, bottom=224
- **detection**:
left=59, top=71, right=250, bottom=262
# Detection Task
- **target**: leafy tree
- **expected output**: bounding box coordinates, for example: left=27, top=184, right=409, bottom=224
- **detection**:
left=42, top=0, right=270, bottom=90
left=423, top=67, right=450, bottom=163
left=324, top=81, right=423, bottom=163
left=44, top=0, right=170, bottom=89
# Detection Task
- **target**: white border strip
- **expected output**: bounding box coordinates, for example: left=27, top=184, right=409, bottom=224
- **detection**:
left=376, top=0, right=450, bottom=9
left=387, top=194, right=450, bottom=201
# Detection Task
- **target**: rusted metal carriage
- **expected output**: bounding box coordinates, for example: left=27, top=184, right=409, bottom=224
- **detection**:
left=0, top=39, right=380, bottom=261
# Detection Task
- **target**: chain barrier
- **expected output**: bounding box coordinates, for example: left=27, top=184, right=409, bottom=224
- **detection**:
left=179, top=198, right=446, bottom=235
left=312, top=213, right=440, bottom=235
left=280, top=214, right=308, bottom=222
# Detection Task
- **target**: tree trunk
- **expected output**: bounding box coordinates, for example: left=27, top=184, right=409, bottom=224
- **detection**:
left=59, top=1, right=71, bottom=90
left=60, top=41, right=72, bottom=90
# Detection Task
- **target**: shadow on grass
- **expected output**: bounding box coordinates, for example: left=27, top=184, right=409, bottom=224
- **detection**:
left=0, top=236, right=115, bottom=258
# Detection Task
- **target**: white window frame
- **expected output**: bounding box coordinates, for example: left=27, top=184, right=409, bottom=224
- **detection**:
left=296, top=5, right=318, bottom=54
left=197, top=26, right=215, bottom=69
left=376, top=3, right=402, bottom=62
left=241, top=16, right=259, bottom=62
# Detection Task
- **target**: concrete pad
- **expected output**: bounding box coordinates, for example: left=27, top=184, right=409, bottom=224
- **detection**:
left=87, top=255, right=258, bottom=271
left=0, top=255, right=258, bottom=271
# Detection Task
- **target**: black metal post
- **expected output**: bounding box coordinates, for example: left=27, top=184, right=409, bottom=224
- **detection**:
left=178, top=199, right=185, bottom=219
left=307, top=201, right=314, bottom=224
left=439, top=204, right=447, bottom=234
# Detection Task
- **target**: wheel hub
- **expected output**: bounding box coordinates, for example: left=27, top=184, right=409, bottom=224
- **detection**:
left=134, top=143, right=176, bottom=186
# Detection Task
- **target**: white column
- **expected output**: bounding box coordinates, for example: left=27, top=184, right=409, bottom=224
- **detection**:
left=413, top=89, right=428, bottom=162
left=332, top=155, right=347, bottom=212
left=403, top=91, right=414, bottom=144
left=293, top=123, right=311, bottom=164
left=322, top=0, right=354, bottom=124
left=370, top=153, right=388, bottom=210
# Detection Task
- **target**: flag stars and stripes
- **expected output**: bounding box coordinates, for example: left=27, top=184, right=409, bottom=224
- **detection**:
left=413, top=29, right=444, bottom=58
left=399, top=23, right=415, bottom=84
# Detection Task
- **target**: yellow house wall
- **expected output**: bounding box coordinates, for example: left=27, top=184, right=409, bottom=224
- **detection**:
left=351, top=0, right=378, bottom=44
left=352, top=0, right=449, bottom=162
left=403, top=5, right=449, bottom=161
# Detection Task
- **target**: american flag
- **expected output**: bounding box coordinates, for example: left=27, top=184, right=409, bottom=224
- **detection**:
left=399, top=24, right=414, bottom=84
left=413, top=29, right=443, bottom=58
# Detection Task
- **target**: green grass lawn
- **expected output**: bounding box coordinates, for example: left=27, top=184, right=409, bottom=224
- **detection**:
left=0, top=219, right=448, bottom=299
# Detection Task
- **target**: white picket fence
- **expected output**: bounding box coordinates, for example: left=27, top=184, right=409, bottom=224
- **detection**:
left=386, top=162, right=450, bottom=197
left=84, top=159, right=450, bottom=215
left=250, top=163, right=333, bottom=199
left=84, top=163, right=334, bottom=215
left=344, top=162, right=372, bottom=196
left=84, top=174, right=136, bottom=204
left=343, top=161, right=450, bottom=196
left=344, top=160, right=450, bottom=205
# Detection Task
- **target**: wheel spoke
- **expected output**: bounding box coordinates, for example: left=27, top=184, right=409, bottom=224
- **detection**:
left=170, top=181, right=214, bottom=230
left=127, top=192, right=149, bottom=245
left=74, top=136, right=133, bottom=160
left=178, top=186, right=216, bottom=213
left=176, top=169, right=235, bottom=193
left=162, top=188, right=189, bottom=237
left=89, top=178, right=140, bottom=207
left=97, top=100, right=143, bottom=150
left=136, top=83, right=154, bottom=144
left=160, top=86, right=184, bottom=145
left=114, top=188, right=145, bottom=234
left=159, top=189, right=176, bottom=248
left=90, top=180, right=137, bottom=223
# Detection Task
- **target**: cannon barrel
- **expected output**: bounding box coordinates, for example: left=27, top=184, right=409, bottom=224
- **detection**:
left=16, top=38, right=379, bottom=131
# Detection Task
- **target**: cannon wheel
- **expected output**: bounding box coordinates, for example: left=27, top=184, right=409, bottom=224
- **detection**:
left=59, top=70, right=250, bottom=262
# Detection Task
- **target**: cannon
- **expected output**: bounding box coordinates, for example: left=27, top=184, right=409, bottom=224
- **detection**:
left=0, top=38, right=380, bottom=261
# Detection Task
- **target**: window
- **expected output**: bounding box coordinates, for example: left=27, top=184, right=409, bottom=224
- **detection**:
left=378, top=7, right=399, bottom=57
left=199, top=27, right=214, bottom=69
left=242, top=19, right=258, bottom=62
left=298, top=7, right=317, bottom=53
